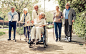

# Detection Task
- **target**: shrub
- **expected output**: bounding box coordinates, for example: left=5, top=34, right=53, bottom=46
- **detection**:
left=47, top=25, right=53, bottom=29
left=73, top=11, right=86, bottom=39
left=16, top=27, right=24, bottom=35
left=0, top=32, right=5, bottom=36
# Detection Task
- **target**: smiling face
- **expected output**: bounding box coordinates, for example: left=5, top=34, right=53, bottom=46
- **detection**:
left=11, top=8, right=15, bottom=13
left=34, top=5, right=38, bottom=11
left=65, top=3, right=70, bottom=9
left=24, top=10, right=27, bottom=14
left=56, top=6, right=59, bottom=11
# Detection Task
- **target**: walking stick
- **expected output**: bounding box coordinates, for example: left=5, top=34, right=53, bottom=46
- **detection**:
left=19, top=22, right=21, bottom=40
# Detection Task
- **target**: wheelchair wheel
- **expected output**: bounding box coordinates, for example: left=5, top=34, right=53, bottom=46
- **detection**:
left=29, top=44, right=31, bottom=48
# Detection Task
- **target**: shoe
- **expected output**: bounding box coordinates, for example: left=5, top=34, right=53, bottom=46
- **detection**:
left=8, top=39, right=11, bottom=40
left=28, top=38, right=29, bottom=40
left=30, top=41, right=33, bottom=44
left=68, top=37, right=72, bottom=42
left=36, top=42, right=39, bottom=45
left=56, top=38, right=58, bottom=42
left=13, top=39, right=15, bottom=40
left=59, top=37, right=61, bottom=41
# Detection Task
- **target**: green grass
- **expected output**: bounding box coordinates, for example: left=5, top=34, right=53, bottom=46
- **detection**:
left=0, top=29, right=8, bottom=32
left=0, top=32, right=5, bottom=36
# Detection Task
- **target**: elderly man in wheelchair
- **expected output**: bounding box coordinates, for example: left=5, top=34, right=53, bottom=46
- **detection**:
left=29, top=12, right=48, bottom=48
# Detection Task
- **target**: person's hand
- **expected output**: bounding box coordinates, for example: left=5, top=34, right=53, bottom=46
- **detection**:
left=18, top=21, right=21, bottom=23
left=58, top=19, right=61, bottom=21
left=72, top=20, right=75, bottom=22
left=61, top=16, right=63, bottom=18
left=27, top=21, right=29, bottom=23
left=31, top=20, right=34, bottom=24
left=39, top=25, right=43, bottom=27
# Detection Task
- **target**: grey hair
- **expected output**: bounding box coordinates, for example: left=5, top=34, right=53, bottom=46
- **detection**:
left=34, top=4, right=38, bottom=8
left=65, top=3, right=70, bottom=7
left=11, top=6, right=15, bottom=9
left=23, top=8, right=28, bottom=12
left=39, top=12, right=45, bottom=18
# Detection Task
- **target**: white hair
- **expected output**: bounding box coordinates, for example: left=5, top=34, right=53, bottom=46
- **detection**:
left=33, top=4, right=38, bottom=8
left=11, top=6, right=15, bottom=9
left=23, top=8, right=28, bottom=12
left=39, top=12, right=45, bottom=18
left=65, top=3, right=70, bottom=6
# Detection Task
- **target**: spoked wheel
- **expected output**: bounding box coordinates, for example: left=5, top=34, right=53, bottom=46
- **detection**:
left=29, top=43, right=32, bottom=48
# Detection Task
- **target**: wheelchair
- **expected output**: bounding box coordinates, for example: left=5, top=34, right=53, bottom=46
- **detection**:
left=28, top=26, right=48, bottom=48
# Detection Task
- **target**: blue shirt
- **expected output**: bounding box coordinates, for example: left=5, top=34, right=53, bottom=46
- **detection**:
left=65, top=8, right=70, bottom=19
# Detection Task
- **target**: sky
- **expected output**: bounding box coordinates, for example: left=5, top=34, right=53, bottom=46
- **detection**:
left=37, top=0, right=58, bottom=12
left=0, top=0, right=59, bottom=11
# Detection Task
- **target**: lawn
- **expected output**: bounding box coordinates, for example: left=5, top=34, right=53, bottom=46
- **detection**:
left=0, top=32, right=5, bottom=36
left=0, top=28, right=8, bottom=32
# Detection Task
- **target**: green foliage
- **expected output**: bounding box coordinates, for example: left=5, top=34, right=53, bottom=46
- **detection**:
left=57, top=0, right=65, bottom=12
left=0, top=0, right=38, bottom=21
left=70, top=0, right=86, bottom=13
left=47, top=25, right=53, bottom=29
left=16, top=27, right=24, bottom=35
left=73, top=11, right=86, bottom=38
left=45, top=11, right=53, bottom=22
left=0, top=32, right=5, bottom=36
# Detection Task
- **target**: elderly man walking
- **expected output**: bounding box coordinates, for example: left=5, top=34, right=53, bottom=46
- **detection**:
left=63, top=3, right=76, bottom=42
left=19, top=8, right=31, bottom=40
left=8, top=7, right=18, bottom=40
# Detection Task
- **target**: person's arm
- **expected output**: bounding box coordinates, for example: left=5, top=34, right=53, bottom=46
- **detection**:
left=60, top=12, right=63, bottom=20
left=15, top=13, right=19, bottom=22
left=72, top=9, right=76, bottom=22
left=27, top=13, right=31, bottom=23
left=32, top=10, right=35, bottom=20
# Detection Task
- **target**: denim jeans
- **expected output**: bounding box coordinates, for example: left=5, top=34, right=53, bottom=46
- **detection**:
left=9, top=21, right=16, bottom=39
left=24, top=26, right=30, bottom=38
left=54, top=22, right=62, bottom=38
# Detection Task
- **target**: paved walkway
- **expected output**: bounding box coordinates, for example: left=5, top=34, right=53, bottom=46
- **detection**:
left=0, top=28, right=86, bottom=54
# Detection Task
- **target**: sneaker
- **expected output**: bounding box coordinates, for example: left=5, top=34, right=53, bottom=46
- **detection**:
left=56, top=38, right=58, bottom=42
left=8, top=39, right=11, bottom=41
left=36, top=42, right=39, bottom=45
left=13, top=39, right=15, bottom=40
left=59, top=37, right=61, bottom=41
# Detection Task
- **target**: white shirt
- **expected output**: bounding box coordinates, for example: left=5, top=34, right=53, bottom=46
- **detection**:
left=8, top=11, right=18, bottom=22
left=34, top=18, right=46, bottom=27
left=32, top=9, right=43, bottom=20
left=20, top=13, right=32, bottom=26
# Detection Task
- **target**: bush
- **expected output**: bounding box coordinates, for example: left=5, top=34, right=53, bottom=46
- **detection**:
left=70, top=0, right=86, bottom=13
left=0, top=32, right=5, bottom=36
left=16, top=27, right=24, bottom=35
left=73, top=11, right=86, bottom=39
left=47, top=25, right=53, bottom=29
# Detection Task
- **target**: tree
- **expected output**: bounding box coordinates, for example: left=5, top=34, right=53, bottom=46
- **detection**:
left=0, top=0, right=39, bottom=21
left=57, top=0, right=65, bottom=12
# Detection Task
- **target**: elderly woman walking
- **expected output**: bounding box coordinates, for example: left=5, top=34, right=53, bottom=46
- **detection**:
left=53, top=6, right=63, bottom=42
left=19, top=8, right=31, bottom=40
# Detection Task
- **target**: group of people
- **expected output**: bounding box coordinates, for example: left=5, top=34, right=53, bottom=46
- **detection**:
left=7, top=3, right=76, bottom=43
left=7, top=4, right=48, bottom=44
left=53, top=3, right=76, bottom=42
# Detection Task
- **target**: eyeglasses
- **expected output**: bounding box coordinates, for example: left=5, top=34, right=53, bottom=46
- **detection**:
left=66, top=5, right=69, bottom=6
left=35, top=8, right=38, bottom=9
